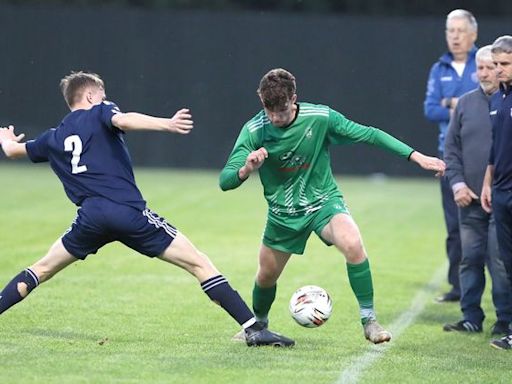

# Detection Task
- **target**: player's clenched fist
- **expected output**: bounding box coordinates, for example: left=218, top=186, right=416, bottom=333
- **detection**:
left=246, top=147, right=268, bottom=169
left=238, top=147, right=268, bottom=180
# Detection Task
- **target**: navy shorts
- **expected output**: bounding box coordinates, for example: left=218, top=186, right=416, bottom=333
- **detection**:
left=62, top=197, right=177, bottom=260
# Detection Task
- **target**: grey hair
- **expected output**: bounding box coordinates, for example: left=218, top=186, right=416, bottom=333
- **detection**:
left=446, top=9, right=478, bottom=32
left=476, top=45, right=493, bottom=63
left=491, top=35, right=512, bottom=55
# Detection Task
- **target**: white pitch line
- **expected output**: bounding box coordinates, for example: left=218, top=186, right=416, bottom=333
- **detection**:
left=335, top=264, right=447, bottom=384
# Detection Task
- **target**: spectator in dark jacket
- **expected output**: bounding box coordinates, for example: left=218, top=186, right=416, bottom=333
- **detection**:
left=481, top=35, right=512, bottom=350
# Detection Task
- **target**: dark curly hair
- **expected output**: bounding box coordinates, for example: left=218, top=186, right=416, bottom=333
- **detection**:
left=257, top=68, right=296, bottom=111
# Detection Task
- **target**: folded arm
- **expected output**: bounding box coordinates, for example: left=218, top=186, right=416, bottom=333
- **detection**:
left=423, top=65, right=451, bottom=123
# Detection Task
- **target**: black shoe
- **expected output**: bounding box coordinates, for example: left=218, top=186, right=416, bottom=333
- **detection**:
left=435, top=291, right=460, bottom=303
left=491, top=321, right=511, bottom=336
left=490, top=334, right=512, bottom=350
left=245, top=327, right=295, bottom=347
left=443, top=320, right=482, bottom=333
left=232, top=320, right=269, bottom=342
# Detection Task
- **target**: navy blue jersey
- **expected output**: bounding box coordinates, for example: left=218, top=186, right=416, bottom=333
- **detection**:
left=26, top=101, right=146, bottom=210
left=489, top=85, right=512, bottom=191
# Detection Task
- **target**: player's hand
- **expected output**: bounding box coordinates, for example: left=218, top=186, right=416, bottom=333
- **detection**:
left=169, top=108, right=193, bottom=134
left=246, top=147, right=268, bottom=171
left=0, top=125, right=25, bottom=144
left=454, top=186, right=478, bottom=207
left=481, top=185, right=492, bottom=213
left=239, top=147, right=268, bottom=180
left=409, top=151, right=446, bottom=177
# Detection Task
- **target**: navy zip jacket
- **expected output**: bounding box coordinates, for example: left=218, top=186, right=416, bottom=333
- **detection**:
left=489, top=83, right=512, bottom=191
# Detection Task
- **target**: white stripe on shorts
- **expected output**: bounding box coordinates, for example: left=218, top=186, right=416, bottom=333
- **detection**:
left=143, top=209, right=177, bottom=238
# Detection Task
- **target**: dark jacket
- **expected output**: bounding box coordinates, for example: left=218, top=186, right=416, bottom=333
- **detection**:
left=489, top=84, right=512, bottom=191
left=445, top=87, right=493, bottom=196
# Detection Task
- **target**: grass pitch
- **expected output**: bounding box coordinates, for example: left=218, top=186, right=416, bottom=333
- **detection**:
left=0, top=164, right=508, bottom=383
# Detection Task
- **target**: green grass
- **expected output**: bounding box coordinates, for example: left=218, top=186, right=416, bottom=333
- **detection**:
left=0, top=164, right=508, bottom=383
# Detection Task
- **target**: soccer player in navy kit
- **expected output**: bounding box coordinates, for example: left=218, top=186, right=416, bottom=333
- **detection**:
left=0, top=71, right=294, bottom=347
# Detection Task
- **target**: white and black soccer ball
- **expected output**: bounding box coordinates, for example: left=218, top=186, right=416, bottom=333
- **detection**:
left=289, top=285, right=333, bottom=328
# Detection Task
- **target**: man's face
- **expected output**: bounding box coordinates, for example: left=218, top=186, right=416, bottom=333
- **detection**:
left=493, top=51, right=512, bottom=85
left=261, top=94, right=297, bottom=128
left=476, top=57, right=498, bottom=95
left=445, top=18, right=476, bottom=57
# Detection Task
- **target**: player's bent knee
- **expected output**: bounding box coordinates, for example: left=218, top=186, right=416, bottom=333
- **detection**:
left=340, top=240, right=366, bottom=263
left=164, top=247, right=219, bottom=281
left=256, top=269, right=279, bottom=286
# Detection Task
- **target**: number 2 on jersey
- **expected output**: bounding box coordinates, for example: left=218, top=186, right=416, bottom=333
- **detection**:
left=64, top=135, right=88, bottom=174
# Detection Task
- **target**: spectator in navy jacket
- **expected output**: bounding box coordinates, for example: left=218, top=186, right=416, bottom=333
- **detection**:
left=424, top=9, right=479, bottom=303
left=482, top=35, right=512, bottom=350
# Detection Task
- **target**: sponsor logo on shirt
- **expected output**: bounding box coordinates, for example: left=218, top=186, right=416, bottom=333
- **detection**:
left=440, top=76, right=453, bottom=81
left=278, top=151, right=309, bottom=172
left=279, top=151, right=293, bottom=161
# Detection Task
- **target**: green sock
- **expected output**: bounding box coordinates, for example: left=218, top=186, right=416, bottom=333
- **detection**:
left=252, top=282, right=276, bottom=323
left=346, top=258, right=375, bottom=325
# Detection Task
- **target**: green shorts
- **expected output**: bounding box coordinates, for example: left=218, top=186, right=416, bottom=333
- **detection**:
left=262, top=197, right=349, bottom=255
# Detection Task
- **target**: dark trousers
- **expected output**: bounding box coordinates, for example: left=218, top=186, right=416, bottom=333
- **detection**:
left=492, top=189, right=512, bottom=286
left=459, top=203, right=512, bottom=324
left=440, top=175, right=462, bottom=294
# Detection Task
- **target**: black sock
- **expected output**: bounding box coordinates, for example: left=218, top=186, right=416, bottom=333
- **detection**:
left=201, top=275, right=255, bottom=328
left=0, top=269, right=39, bottom=314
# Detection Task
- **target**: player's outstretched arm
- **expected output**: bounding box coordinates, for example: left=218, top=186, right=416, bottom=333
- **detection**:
left=409, top=151, right=446, bottom=177
left=0, top=125, right=27, bottom=159
left=112, top=108, right=193, bottom=134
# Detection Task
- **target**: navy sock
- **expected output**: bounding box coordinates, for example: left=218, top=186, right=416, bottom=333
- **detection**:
left=201, top=275, right=255, bottom=327
left=0, top=269, right=39, bottom=314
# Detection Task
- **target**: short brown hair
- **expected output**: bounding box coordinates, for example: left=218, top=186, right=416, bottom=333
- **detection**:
left=257, top=68, right=296, bottom=111
left=60, top=71, right=104, bottom=108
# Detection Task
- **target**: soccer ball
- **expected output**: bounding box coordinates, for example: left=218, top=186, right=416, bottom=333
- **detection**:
left=289, top=285, right=333, bottom=328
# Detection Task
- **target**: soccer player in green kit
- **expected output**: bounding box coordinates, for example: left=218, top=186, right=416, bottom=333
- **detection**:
left=219, top=68, right=446, bottom=344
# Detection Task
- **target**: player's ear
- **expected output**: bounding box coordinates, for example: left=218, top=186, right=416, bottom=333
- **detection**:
left=291, top=94, right=297, bottom=104
left=258, top=93, right=265, bottom=106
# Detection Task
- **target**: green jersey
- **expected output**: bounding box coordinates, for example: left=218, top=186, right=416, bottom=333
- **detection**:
left=219, top=102, right=414, bottom=217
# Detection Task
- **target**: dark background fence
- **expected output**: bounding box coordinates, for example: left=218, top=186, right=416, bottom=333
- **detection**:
left=0, top=4, right=509, bottom=175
